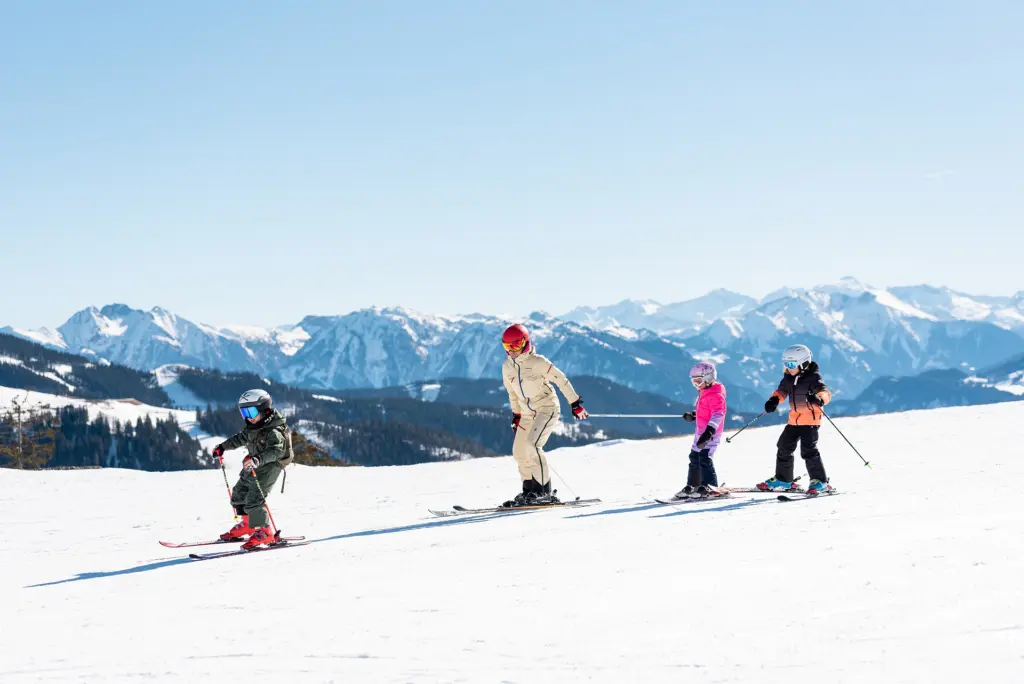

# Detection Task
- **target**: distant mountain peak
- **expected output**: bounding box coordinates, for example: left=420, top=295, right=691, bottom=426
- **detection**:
left=99, top=303, right=138, bottom=317
left=818, top=276, right=870, bottom=295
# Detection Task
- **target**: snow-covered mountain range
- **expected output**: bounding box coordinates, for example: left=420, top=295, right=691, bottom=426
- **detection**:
left=561, top=288, right=759, bottom=334
left=4, top=278, right=1024, bottom=403
left=677, top=278, right=1024, bottom=396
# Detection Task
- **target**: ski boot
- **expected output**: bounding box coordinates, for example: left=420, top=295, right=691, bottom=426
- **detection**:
left=219, top=515, right=254, bottom=541
left=502, top=478, right=559, bottom=507
left=673, top=485, right=696, bottom=500
left=806, top=480, right=836, bottom=496
left=501, top=491, right=536, bottom=508
left=756, top=477, right=798, bottom=492
left=240, top=527, right=276, bottom=550
left=532, top=481, right=561, bottom=505
left=531, top=492, right=561, bottom=505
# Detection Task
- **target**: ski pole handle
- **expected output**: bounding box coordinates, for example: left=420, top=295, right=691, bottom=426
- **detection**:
left=725, top=412, right=766, bottom=443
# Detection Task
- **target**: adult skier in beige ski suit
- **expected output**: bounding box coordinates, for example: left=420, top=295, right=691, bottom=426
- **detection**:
left=500, top=323, right=588, bottom=507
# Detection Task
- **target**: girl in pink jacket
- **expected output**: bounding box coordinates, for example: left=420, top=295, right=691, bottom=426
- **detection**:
left=675, top=361, right=727, bottom=499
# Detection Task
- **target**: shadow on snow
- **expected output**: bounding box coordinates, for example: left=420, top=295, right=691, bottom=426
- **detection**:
left=26, top=557, right=195, bottom=588
left=647, top=497, right=772, bottom=518
left=25, top=511, right=527, bottom=588
left=565, top=502, right=664, bottom=518
left=27, top=498, right=777, bottom=588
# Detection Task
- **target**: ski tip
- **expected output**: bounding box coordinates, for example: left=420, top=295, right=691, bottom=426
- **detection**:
left=777, top=491, right=841, bottom=502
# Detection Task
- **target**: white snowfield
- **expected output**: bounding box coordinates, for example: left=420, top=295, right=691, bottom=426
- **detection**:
left=4, top=403, right=1024, bottom=683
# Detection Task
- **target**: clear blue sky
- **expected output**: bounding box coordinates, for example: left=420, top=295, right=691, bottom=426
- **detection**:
left=2, top=1, right=1022, bottom=329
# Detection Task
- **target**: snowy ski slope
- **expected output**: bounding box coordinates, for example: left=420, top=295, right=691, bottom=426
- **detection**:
left=3, top=403, right=1024, bottom=683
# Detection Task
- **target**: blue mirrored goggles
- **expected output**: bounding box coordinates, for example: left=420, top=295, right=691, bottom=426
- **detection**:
left=783, top=360, right=800, bottom=370
left=239, top=405, right=261, bottom=420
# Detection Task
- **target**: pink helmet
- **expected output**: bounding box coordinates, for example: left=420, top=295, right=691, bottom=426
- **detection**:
left=689, top=361, right=717, bottom=388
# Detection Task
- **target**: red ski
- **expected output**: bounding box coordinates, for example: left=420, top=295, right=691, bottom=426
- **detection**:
left=189, top=539, right=311, bottom=561
left=160, top=535, right=305, bottom=548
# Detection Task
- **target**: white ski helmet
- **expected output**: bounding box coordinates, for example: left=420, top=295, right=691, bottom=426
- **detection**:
left=237, top=389, right=272, bottom=421
left=689, top=361, right=718, bottom=388
left=781, top=344, right=812, bottom=371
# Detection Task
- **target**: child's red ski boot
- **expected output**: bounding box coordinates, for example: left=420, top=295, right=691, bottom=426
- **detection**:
left=219, top=515, right=254, bottom=541
left=240, top=527, right=276, bottom=550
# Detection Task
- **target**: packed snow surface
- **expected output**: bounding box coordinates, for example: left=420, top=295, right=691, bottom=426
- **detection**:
left=3, top=403, right=1024, bottom=682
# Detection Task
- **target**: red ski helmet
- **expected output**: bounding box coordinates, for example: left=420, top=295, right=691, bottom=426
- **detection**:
left=502, top=324, right=531, bottom=355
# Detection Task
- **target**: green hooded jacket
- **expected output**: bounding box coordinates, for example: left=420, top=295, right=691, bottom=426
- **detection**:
left=217, top=409, right=292, bottom=466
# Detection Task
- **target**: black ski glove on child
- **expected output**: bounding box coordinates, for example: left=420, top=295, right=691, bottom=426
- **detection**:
left=696, top=425, right=716, bottom=448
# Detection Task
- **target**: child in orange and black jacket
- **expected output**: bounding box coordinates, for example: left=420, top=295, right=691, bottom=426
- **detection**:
left=756, top=344, right=835, bottom=495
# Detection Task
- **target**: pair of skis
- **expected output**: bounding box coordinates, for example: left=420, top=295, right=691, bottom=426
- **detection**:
left=159, top=534, right=309, bottom=560
left=428, top=497, right=602, bottom=518
left=651, top=475, right=833, bottom=505
left=653, top=488, right=840, bottom=506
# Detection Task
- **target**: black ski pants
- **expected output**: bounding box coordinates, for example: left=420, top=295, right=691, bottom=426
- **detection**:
left=687, top=448, right=718, bottom=487
left=775, top=425, right=827, bottom=483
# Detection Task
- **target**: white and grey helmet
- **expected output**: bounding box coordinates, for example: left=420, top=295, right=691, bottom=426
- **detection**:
left=689, top=361, right=718, bottom=388
left=781, top=344, right=813, bottom=371
left=238, top=389, right=272, bottom=421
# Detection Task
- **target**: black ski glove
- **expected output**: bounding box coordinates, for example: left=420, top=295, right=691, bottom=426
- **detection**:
left=511, top=414, right=522, bottom=432
left=682, top=411, right=696, bottom=422
left=696, top=425, right=716, bottom=448
left=765, top=396, right=780, bottom=413
left=807, top=392, right=823, bottom=406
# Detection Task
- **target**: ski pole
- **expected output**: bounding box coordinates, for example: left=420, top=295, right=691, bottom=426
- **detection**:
left=820, top=409, right=871, bottom=469
left=218, top=456, right=238, bottom=522
left=249, top=466, right=280, bottom=534
left=547, top=462, right=579, bottom=501
left=587, top=414, right=683, bottom=419
left=725, top=412, right=766, bottom=443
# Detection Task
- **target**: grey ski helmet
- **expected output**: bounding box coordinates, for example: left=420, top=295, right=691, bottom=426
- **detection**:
left=781, top=344, right=812, bottom=371
left=238, top=389, right=272, bottom=421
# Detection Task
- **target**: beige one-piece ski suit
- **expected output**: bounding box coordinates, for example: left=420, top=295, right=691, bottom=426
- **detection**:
left=501, top=350, right=581, bottom=486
